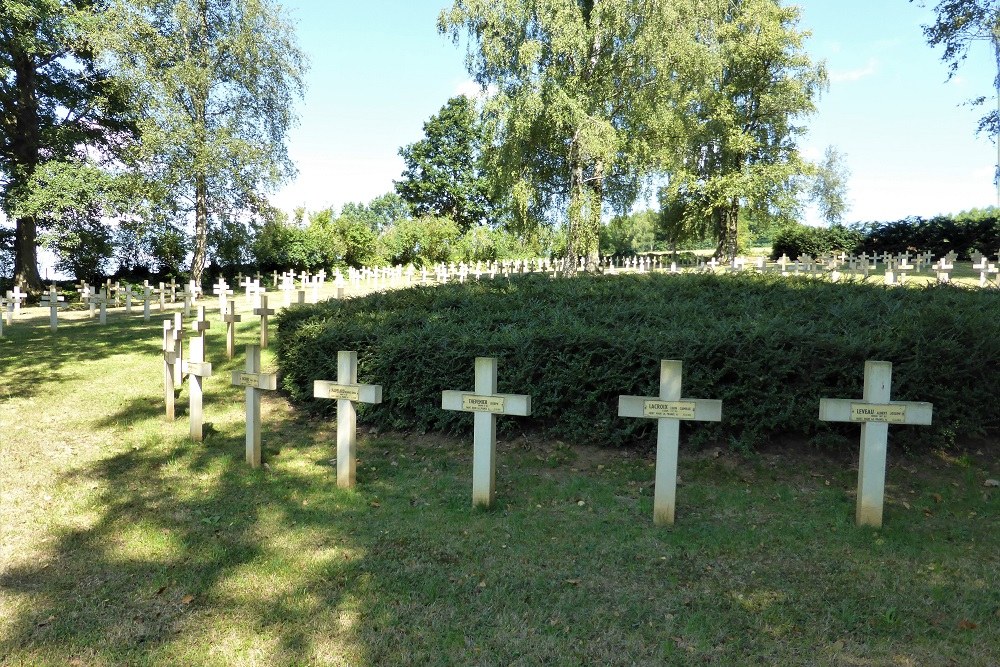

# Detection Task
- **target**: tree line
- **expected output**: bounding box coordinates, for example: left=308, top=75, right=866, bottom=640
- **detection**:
left=0, top=0, right=988, bottom=290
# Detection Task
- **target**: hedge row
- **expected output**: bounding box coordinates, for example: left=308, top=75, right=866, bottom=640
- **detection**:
left=273, top=274, right=1000, bottom=452
left=770, top=225, right=862, bottom=260
left=853, top=214, right=1000, bottom=260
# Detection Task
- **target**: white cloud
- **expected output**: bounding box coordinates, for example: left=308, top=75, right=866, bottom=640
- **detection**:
left=830, top=58, right=878, bottom=83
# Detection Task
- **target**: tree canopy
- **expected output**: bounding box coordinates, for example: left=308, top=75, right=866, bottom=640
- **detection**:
left=439, top=0, right=695, bottom=273
left=0, top=0, right=135, bottom=290
left=395, top=95, right=495, bottom=232
left=108, top=0, right=307, bottom=284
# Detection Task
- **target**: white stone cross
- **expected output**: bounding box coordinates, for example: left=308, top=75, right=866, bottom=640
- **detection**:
left=254, top=293, right=275, bottom=349
left=94, top=289, right=108, bottom=325
left=124, top=285, right=135, bottom=315
left=280, top=278, right=296, bottom=307
left=6, top=286, right=26, bottom=315
left=163, top=320, right=179, bottom=421
left=934, top=258, right=954, bottom=283
left=168, top=277, right=178, bottom=303
left=191, top=305, right=211, bottom=341
left=213, top=278, right=233, bottom=319
left=158, top=281, right=167, bottom=312
left=39, top=286, right=65, bottom=332
left=819, top=361, right=933, bottom=527
left=171, top=313, right=184, bottom=388
left=224, top=300, right=241, bottom=359
left=142, top=282, right=154, bottom=322
left=441, top=357, right=532, bottom=507
left=183, top=333, right=212, bottom=441
left=231, top=344, right=278, bottom=468
left=2, top=297, right=11, bottom=328
left=618, top=360, right=722, bottom=525
left=314, top=351, right=383, bottom=488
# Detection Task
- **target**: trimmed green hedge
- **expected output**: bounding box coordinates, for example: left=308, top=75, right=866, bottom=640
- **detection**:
left=770, top=224, right=862, bottom=260
left=274, top=274, right=1000, bottom=452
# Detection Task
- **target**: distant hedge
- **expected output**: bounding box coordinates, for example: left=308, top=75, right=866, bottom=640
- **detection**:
left=853, top=213, right=1000, bottom=260
left=274, top=274, right=1000, bottom=452
left=770, top=224, right=862, bottom=260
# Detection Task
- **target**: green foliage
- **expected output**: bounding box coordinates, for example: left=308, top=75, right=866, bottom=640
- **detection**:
left=275, top=274, right=1000, bottom=452
left=915, top=0, right=1000, bottom=138
left=810, top=146, right=851, bottom=225
left=601, top=210, right=658, bottom=256
left=0, top=0, right=137, bottom=288
left=108, top=0, right=307, bottom=284
left=379, top=216, right=461, bottom=267
left=853, top=210, right=1000, bottom=259
left=771, top=223, right=863, bottom=259
left=662, top=0, right=826, bottom=260
left=396, top=96, right=494, bottom=231
left=440, top=0, right=697, bottom=271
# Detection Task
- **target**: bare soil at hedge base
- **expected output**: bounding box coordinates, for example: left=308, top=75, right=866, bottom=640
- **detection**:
left=274, top=272, right=1000, bottom=454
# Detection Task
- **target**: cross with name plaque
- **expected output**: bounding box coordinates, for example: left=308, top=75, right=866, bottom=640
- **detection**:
left=171, top=313, right=184, bottom=388
left=441, top=357, right=532, bottom=507
left=231, top=345, right=278, bottom=467
left=142, top=282, right=154, bottom=322
left=819, top=360, right=933, bottom=527
left=40, top=286, right=65, bottom=332
left=618, top=360, right=722, bottom=525
left=254, top=293, right=275, bottom=349
left=314, top=351, right=383, bottom=488
left=163, top=320, right=179, bottom=420
left=224, top=299, right=241, bottom=359
left=7, top=286, right=25, bottom=315
left=214, top=278, right=233, bottom=320
left=183, top=333, right=212, bottom=441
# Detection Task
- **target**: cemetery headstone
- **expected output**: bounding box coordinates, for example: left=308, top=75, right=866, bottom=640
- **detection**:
left=314, top=350, right=383, bottom=488
left=441, top=357, right=532, bottom=507
left=231, top=344, right=278, bottom=467
left=224, top=300, right=241, bottom=360
left=618, top=360, right=723, bottom=525
left=40, top=286, right=66, bottom=332
left=163, top=320, right=178, bottom=421
left=819, top=361, right=933, bottom=527
left=184, top=333, right=212, bottom=441
left=254, top=293, right=275, bottom=349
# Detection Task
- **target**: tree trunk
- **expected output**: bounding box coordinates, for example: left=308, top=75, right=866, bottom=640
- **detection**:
left=191, top=173, right=208, bottom=286
left=10, top=44, right=44, bottom=293
left=13, top=216, right=43, bottom=291
left=714, top=198, right=740, bottom=262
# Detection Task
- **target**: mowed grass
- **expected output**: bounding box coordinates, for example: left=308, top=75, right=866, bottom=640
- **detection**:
left=1, top=287, right=998, bottom=666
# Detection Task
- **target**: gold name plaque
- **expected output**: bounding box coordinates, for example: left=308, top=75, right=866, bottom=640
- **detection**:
left=643, top=400, right=697, bottom=420
left=462, top=395, right=506, bottom=413
left=323, top=384, right=361, bottom=401
left=850, top=404, right=906, bottom=424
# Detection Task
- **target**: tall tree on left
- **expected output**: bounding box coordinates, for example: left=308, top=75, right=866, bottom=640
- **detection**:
left=0, top=0, right=135, bottom=292
left=108, top=0, right=306, bottom=285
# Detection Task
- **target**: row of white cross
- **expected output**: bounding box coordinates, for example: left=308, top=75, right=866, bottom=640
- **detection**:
left=213, top=352, right=930, bottom=530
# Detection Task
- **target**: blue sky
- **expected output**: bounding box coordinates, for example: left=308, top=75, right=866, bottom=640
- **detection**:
left=271, top=1, right=1000, bottom=225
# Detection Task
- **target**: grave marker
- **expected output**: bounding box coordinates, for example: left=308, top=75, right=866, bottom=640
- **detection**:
left=224, top=299, right=241, bottom=359
left=214, top=278, right=234, bottom=319
left=231, top=345, right=278, bottom=467
left=6, top=286, right=26, bottom=315
left=40, top=286, right=65, bottom=332
left=142, top=282, right=154, bottom=322
left=314, top=351, right=383, bottom=488
left=819, top=361, right=933, bottom=527
left=163, top=320, right=178, bottom=421
left=618, top=360, right=722, bottom=525
left=254, top=293, right=275, bottom=348
left=441, top=357, right=532, bottom=507
left=183, top=333, right=212, bottom=441
left=172, top=313, right=184, bottom=388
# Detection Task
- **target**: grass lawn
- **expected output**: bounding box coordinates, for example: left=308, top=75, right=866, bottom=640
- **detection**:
left=1, top=284, right=998, bottom=666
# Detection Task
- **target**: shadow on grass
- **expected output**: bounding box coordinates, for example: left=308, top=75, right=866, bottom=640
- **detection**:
left=0, top=427, right=373, bottom=664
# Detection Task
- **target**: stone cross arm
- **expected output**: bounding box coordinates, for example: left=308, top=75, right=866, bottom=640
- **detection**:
left=618, top=396, right=722, bottom=421
left=440, top=390, right=531, bottom=416
left=314, top=381, right=382, bottom=403
left=818, top=399, right=932, bottom=426
left=183, top=360, right=213, bottom=377
left=232, top=371, right=277, bottom=390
